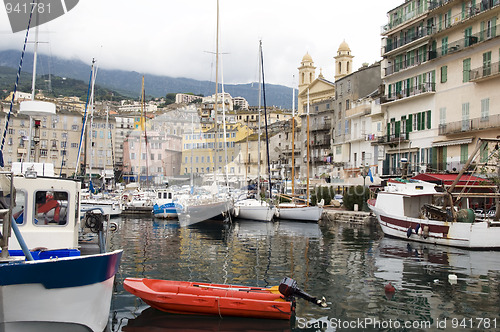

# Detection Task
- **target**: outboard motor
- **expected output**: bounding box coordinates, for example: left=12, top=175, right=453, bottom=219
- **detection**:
left=278, top=277, right=327, bottom=307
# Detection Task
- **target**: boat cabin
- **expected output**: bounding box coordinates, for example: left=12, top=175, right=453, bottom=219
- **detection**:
left=0, top=173, right=81, bottom=254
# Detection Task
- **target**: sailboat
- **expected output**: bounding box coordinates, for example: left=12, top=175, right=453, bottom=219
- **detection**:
left=233, top=41, right=276, bottom=222
left=78, top=62, right=122, bottom=217
left=0, top=9, right=122, bottom=331
left=174, top=0, right=231, bottom=226
left=276, top=89, right=323, bottom=222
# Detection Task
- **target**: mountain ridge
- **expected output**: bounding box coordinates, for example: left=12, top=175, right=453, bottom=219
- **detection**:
left=0, top=50, right=296, bottom=108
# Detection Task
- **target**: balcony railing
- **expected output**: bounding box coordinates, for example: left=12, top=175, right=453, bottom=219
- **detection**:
left=383, top=82, right=436, bottom=103
left=384, top=26, right=434, bottom=54
left=384, top=27, right=497, bottom=77
left=470, top=60, right=500, bottom=82
left=311, top=135, right=331, bottom=147
left=311, top=122, right=331, bottom=131
left=438, top=113, right=500, bottom=135
left=374, top=132, right=410, bottom=146
left=381, top=2, right=428, bottom=34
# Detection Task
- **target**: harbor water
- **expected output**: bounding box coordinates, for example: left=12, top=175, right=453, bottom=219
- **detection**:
left=108, top=215, right=500, bottom=331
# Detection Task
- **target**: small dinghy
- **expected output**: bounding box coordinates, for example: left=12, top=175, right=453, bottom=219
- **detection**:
left=124, top=277, right=326, bottom=320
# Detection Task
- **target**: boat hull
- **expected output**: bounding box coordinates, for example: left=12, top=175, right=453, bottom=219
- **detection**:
left=369, top=203, right=500, bottom=249
left=234, top=199, right=276, bottom=222
left=124, top=278, right=293, bottom=320
left=0, top=250, right=123, bottom=331
left=276, top=205, right=323, bottom=222
left=153, top=202, right=179, bottom=219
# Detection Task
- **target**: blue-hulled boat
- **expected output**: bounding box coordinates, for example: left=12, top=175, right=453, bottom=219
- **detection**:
left=153, top=188, right=181, bottom=219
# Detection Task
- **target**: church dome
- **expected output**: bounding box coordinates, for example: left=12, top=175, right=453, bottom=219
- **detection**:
left=302, top=52, right=313, bottom=63
left=338, top=40, right=351, bottom=52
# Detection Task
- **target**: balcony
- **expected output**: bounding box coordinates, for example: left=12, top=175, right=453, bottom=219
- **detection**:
left=383, top=26, right=434, bottom=55
left=373, top=132, right=410, bottom=146
left=311, top=135, right=331, bottom=147
left=470, top=61, right=500, bottom=82
left=310, top=122, right=331, bottom=131
left=438, top=113, right=500, bottom=135
left=381, top=2, right=428, bottom=35
left=383, top=82, right=436, bottom=104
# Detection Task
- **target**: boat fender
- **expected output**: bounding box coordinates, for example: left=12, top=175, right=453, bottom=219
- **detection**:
left=423, top=225, right=429, bottom=239
left=275, top=209, right=280, bottom=218
left=414, top=224, right=420, bottom=235
left=406, top=227, right=412, bottom=238
left=233, top=206, right=239, bottom=217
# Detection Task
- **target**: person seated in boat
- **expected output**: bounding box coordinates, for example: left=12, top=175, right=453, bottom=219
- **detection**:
left=35, top=191, right=62, bottom=225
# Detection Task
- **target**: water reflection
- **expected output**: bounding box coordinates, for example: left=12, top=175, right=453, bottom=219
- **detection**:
left=109, top=216, right=500, bottom=331
left=122, top=307, right=292, bottom=332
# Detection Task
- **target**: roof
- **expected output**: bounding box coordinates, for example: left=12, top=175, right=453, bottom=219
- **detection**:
left=412, top=173, right=492, bottom=186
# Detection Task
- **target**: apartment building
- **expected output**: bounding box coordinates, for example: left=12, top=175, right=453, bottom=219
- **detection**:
left=379, top=0, right=500, bottom=176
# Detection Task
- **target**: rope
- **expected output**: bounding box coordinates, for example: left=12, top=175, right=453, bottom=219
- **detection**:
left=0, top=1, right=37, bottom=166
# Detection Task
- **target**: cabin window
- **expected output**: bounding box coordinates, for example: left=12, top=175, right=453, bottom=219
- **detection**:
left=34, top=190, right=69, bottom=226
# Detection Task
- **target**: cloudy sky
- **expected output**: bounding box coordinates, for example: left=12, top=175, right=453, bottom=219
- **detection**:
left=0, top=0, right=403, bottom=87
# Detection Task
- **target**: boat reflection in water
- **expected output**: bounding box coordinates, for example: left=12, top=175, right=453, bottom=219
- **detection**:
left=122, top=307, right=292, bottom=332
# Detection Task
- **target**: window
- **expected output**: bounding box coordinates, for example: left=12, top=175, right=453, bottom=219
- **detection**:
left=462, top=102, right=470, bottom=131
left=34, top=190, right=69, bottom=226
left=463, top=58, right=471, bottom=82
left=441, top=66, right=447, bottom=83
left=464, top=27, right=473, bottom=46
left=483, top=51, right=492, bottom=76
left=460, top=144, right=468, bottom=164
left=441, top=37, right=448, bottom=55
left=439, top=107, right=446, bottom=125
left=481, top=98, right=490, bottom=121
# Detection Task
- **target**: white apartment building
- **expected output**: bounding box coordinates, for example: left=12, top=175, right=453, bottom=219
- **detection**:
left=379, top=0, right=500, bottom=176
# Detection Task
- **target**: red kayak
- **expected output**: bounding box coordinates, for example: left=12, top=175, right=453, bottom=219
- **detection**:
left=124, top=278, right=294, bottom=320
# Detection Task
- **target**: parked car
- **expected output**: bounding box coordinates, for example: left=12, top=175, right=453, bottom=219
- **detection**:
left=333, top=194, right=343, bottom=206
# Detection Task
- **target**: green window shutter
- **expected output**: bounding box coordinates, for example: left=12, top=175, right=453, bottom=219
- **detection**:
left=388, top=84, right=392, bottom=98
left=417, top=112, right=421, bottom=130
left=448, top=10, right=452, bottom=26
left=463, top=58, right=471, bottom=82
left=460, top=144, right=468, bottom=164
left=408, top=114, right=413, bottom=132
left=480, top=142, right=488, bottom=163
left=387, top=122, right=391, bottom=140
left=441, top=66, right=447, bottom=83
left=480, top=21, right=485, bottom=41
left=493, top=17, right=497, bottom=37
left=421, top=111, right=426, bottom=130
left=439, top=14, right=442, bottom=31
left=462, top=3, right=466, bottom=19
left=395, top=121, right=401, bottom=138
left=427, top=110, right=431, bottom=129
left=431, top=147, right=438, bottom=170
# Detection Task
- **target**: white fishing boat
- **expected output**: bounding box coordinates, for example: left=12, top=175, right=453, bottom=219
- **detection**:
left=368, top=138, right=500, bottom=249
left=0, top=30, right=121, bottom=329
left=0, top=169, right=122, bottom=331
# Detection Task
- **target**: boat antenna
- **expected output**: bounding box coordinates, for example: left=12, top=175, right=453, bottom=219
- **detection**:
left=260, top=40, right=272, bottom=198
left=0, top=1, right=38, bottom=167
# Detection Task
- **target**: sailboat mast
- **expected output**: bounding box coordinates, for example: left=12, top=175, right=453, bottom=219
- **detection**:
left=291, top=78, right=295, bottom=201
left=260, top=41, right=272, bottom=197
left=306, top=89, right=310, bottom=206
left=213, top=0, right=220, bottom=184
left=257, top=43, right=262, bottom=200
